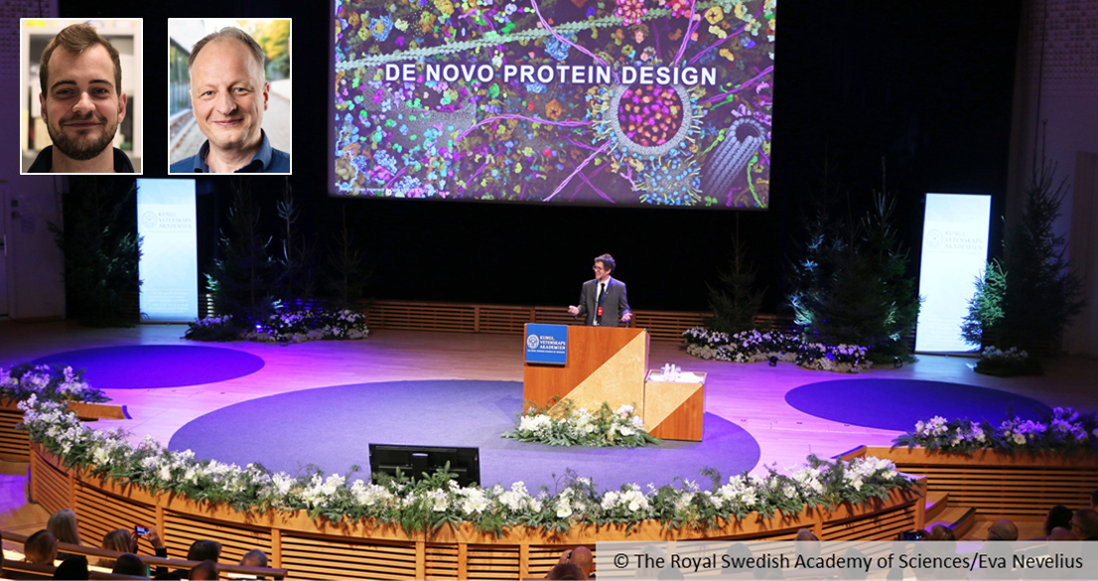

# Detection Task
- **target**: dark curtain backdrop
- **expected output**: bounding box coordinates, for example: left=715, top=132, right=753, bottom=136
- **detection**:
left=63, top=0, right=1021, bottom=313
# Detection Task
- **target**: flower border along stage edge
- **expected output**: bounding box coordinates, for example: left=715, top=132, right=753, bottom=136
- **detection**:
left=29, top=441, right=926, bottom=548
left=18, top=395, right=921, bottom=539
left=683, top=328, right=871, bottom=372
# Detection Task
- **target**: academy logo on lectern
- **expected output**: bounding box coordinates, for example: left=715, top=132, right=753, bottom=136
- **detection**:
left=526, top=334, right=540, bottom=350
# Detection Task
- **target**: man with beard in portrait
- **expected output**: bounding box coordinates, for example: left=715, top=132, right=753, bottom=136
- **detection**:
left=29, top=23, right=133, bottom=173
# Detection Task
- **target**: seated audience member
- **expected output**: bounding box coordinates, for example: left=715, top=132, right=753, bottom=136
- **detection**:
left=569, top=546, right=594, bottom=579
left=547, top=547, right=593, bottom=580
left=1041, top=505, right=1074, bottom=538
left=23, top=530, right=59, bottom=564
left=986, top=519, right=1018, bottom=541
left=240, top=549, right=269, bottom=578
left=186, top=540, right=222, bottom=562
left=1049, top=527, right=1079, bottom=540
left=794, top=528, right=819, bottom=541
left=546, top=563, right=584, bottom=580
left=926, top=525, right=956, bottom=541
left=99, top=526, right=168, bottom=571
left=1070, top=509, right=1098, bottom=540
left=4, top=529, right=57, bottom=575
left=189, top=560, right=219, bottom=581
left=794, top=528, right=821, bottom=560
left=98, top=529, right=134, bottom=569
left=52, top=555, right=89, bottom=580
left=112, top=553, right=147, bottom=577
left=174, top=540, right=222, bottom=579
left=46, top=509, right=82, bottom=560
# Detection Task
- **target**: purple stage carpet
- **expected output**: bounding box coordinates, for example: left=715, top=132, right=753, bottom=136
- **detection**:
left=168, top=380, right=762, bottom=492
left=785, top=379, right=1053, bottom=432
left=31, top=345, right=265, bottom=389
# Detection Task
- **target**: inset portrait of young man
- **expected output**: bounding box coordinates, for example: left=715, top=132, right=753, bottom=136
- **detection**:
left=22, top=20, right=140, bottom=174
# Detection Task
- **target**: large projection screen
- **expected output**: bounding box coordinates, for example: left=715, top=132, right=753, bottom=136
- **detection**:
left=332, top=0, right=776, bottom=208
left=915, top=193, right=992, bottom=353
left=137, top=180, right=198, bottom=323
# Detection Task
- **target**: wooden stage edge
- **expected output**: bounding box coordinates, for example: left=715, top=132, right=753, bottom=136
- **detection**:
left=29, top=443, right=926, bottom=580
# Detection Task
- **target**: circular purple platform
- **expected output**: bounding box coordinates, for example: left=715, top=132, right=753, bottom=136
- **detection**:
left=785, top=379, right=1053, bottom=431
left=168, top=380, right=761, bottom=491
left=32, top=345, right=265, bottom=389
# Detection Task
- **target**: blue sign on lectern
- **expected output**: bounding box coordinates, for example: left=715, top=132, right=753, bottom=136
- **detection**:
left=525, top=324, right=568, bottom=365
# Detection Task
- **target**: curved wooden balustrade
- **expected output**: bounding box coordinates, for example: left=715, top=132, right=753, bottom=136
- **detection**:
left=29, top=444, right=926, bottom=580
left=1, top=399, right=129, bottom=462
left=841, top=446, right=1098, bottom=517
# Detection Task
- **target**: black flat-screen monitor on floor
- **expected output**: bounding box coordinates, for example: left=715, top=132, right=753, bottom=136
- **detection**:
left=369, top=443, right=480, bottom=487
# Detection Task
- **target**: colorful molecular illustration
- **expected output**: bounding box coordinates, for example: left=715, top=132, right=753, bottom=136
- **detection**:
left=334, top=0, right=775, bottom=207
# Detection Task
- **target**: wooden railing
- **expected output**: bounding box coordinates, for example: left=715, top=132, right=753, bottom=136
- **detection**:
left=0, top=399, right=129, bottom=462
left=360, top=300, right=798, bottom=342
left=29, top=444, right=925, bottom=580
left=1, top=530, right=286, bottom=580
left=841, top=446, right=1098, bottom=517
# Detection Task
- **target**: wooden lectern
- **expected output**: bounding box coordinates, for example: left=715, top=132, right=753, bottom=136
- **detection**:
left=522, top=325, right=706, bottom=441
left=523, top=326, right=650, bottom=415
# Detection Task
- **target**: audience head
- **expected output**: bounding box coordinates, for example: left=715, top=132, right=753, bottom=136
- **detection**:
left=840, top=548, right=868, bottom=580
left=240, top=548, right=268, bottom=568
left=190, top=560, right=219, bottom=581
left=927, top=525, right=956, bottom=541
left=186, top=539, right=223, bottom=563
left=794, top=528, right=819, bottom=541
left=99, top=528, right=136, bottom=568
left=25, top=529, right=59, bottom=564
left=1049, top=526, right=1079, bottom=540
left=1045, top=504, right=1074, bottom=536
left=569, top=546, right=593, bottom=578
left=47, top=508, right=82, bottom=546
left=794, top=528, right=821, bottom=559
left=1071, top=508, right=1098, bottom=539
left=53, top=555, right=90, bottom=580
left=112, top=553, right=147, bottom=576
left=546, top=562, right=583, bottom=580
left=987, top=519, right=1018, bottom=541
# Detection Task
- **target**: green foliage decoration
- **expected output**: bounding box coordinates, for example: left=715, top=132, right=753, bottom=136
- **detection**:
left=49, top=179, right=141, bottom=326
left=19, top=396, right=915, bottom=537
left=963, top=162, right=1085, bottom=354
left=705, top=230, right=765, bottom=335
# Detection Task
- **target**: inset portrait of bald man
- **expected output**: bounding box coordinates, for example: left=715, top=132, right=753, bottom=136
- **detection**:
left=29, top=24, right=133, bottom=173
left=170, top=27, right=290, bottom=174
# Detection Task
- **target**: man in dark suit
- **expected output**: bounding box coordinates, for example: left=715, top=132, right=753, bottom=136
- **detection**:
left=568, top=253, right=632, bottom=327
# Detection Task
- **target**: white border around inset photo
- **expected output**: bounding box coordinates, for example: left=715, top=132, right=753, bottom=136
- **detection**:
left=20, top=18, right=143, bottom=175
left=167, top=18, right=292, bottom=175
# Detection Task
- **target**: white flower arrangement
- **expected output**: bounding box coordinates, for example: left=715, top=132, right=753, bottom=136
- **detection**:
left=895, top=407, right=1098, bottom=454
left=682, top=327, right=870, bottom=372
left=0, top=364, right=109, bottom=404
left=503, top=399, right=660, bottom=448
left=186, top=308, right=369, bottom=344
left=974, top=346, right=1043, bottom=377
left=18, top=395, right=916, bottom=535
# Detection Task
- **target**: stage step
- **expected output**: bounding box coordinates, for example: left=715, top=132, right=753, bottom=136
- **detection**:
left=927, top=506, right=977, bottom=538
left=925, top=491, right=950, bottom=522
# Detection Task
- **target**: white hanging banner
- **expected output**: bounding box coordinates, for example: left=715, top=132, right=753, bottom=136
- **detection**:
left=137, top=179, right=198, bottom=322
left=915, top=193, right=992, bottom=352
